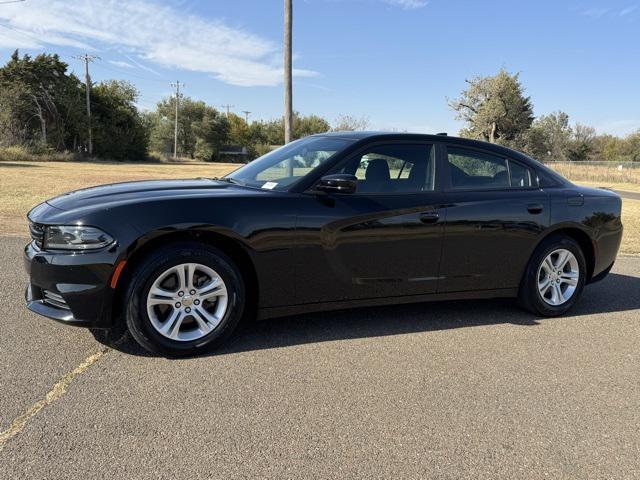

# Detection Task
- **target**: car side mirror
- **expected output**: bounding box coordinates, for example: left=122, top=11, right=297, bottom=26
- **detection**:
left=316, top=174, right=358, bottom=194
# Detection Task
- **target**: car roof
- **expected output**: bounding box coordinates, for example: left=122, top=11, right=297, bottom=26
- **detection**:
left=314, top=131, right=522, bottom=156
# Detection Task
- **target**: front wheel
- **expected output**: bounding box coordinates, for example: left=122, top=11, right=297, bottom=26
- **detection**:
left=519, top=235, right=587, bottom=316
left=124, top=242, right=245, bottom=356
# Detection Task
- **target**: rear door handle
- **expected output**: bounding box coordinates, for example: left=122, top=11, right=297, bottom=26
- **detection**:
left=419, top=211, right=440, bottom=224
left=527, top=203, right=543, bottom=214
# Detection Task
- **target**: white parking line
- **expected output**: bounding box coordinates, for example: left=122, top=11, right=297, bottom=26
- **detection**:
left=0, top=348, right=109, bottom=452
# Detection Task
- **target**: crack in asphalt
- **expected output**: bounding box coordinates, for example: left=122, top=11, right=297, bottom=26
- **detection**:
left=0, top=347, right=110, bottom=453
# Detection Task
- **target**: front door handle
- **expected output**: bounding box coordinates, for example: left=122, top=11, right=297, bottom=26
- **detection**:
left=419, top=211, right=440, bottom=224
left=527, top=203, right=544, bottom=214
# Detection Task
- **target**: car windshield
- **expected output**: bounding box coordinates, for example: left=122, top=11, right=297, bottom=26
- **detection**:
left=226, top=136, right=354, bottom=190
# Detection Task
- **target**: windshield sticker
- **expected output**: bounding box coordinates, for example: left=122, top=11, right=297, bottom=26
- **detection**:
left=262, top=182, right=278, bottom=190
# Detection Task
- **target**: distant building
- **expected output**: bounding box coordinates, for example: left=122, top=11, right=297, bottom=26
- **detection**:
left=219, top=145, right=250, bottom=163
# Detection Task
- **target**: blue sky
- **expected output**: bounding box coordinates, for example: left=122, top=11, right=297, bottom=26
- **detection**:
left=0, top=0, right=638, bottom=136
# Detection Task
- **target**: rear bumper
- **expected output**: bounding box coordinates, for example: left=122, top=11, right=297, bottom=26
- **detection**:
left=591, top=224, right=623, bottom=282
left=24, top=241, right=118, bottom=328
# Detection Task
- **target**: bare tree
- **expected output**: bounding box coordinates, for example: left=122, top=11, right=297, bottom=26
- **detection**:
left=332, top=114, right=370, bottom=132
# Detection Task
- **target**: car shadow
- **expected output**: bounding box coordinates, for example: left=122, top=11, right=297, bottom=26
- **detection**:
left=109, top=272, right=640, bottom=358
left=0, top=162, right=42, bottom=168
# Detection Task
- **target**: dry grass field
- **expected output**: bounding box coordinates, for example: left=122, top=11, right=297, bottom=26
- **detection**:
left=0, top=160, right=638, bottom=254
left=0, top=161, right=238, bottom=236
left=547, top=161, right=640, bottom=187
left=622, top=199, right=640, bottom=253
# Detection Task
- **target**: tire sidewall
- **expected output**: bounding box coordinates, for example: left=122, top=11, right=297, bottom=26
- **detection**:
left=523, top=236, right=587, bottom=316
left=125, top=243, right=245, bottom=356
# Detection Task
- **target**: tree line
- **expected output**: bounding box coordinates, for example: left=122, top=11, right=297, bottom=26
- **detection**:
left=0, top=51, right=365, bottom=162
left=449, top=69, right=640, bottom=163
left=1, top=51, right=638, bottom=163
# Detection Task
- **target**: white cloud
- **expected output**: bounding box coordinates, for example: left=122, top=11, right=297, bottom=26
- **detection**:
left=620, top=5, right=638, bottom=16
left=581, top=7, right=610, bottom=18
left=0, top=0, right=318, bottom=87
left=581, top=5, right=638, bottom=18
left=108, top=60, right=134, bottom=68
left=384, top=0, right=429, bottom=9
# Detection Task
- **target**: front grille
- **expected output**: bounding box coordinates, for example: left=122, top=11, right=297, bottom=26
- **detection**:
left=29, top=222, right=45, bottom=248
left=42, top=290, right=70, bottom=310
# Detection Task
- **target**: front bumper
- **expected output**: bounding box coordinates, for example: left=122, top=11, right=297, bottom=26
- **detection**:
left=24, top=241, right=118, bottom=328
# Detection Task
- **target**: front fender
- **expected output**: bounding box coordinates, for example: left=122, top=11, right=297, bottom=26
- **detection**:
left=108, top=196, right=299, bottom=309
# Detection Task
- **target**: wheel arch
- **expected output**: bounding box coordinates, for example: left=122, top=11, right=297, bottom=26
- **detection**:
left=111, top=228, right=259, bottom=326
left=531, top=225, right=596, bottom=282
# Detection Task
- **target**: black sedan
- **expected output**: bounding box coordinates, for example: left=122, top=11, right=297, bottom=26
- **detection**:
left=25, top=133, right=623, bottom=356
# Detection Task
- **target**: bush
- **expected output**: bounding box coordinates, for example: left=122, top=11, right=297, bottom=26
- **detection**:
left=0, top=145, right=79, bottom=162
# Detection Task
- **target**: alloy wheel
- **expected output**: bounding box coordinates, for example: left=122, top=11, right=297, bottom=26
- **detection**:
left=537, top=249, right=580, bottom=306
left=146, top=263, right=228, bottom=341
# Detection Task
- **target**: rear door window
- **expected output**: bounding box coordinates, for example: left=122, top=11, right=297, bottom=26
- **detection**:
left=447, top=147, right=509, bottom=189
left=447, top=146, right=535, bottom=190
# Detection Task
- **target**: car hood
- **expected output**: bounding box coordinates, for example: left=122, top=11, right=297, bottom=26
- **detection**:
left=46, top=178, right=262, bottom=211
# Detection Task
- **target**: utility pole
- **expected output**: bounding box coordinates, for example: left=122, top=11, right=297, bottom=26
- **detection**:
left=284, top=0, right=293, bottom=144
left=219, top=104, right=234, bottom=117
left=241, top=110, right=251, bottom=123
left=170, top=81, right=184, bottom=159
left=73, top=54, right=100, bottom=155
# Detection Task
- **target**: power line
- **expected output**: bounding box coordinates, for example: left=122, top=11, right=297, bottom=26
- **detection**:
left=73, top=54, right=100, bottom=156
left=94, top=62, right=168, bottom=84
left=0, top=22, right=41, bottom=44
left=219, top=104, right=234, bottom=117
left=0, top=0, right=26, bottom=5
left=170, top=80, right=184, bottom=159
left=241, top=110, right=251, bottom=123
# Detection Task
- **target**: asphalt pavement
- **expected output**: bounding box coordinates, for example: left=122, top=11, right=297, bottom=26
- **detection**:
left=1, top=235, right=639, bottom=479
left=616, top=190, right=640, bottom=201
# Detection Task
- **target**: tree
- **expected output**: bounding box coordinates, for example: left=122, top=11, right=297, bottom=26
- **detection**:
left=91, top=80, right=148, bottom=159
left=227, top=113, right=251, bottom=146
left=625, top=130, right=640, bottom=162
left=0, top=81, right=32, bottom=145
left=566, top=124, right=596, bottom=162
left=148, top=96, right=228, bottom=160
left=449, top=69, right=534, bottom=148
left=525, top=111, right=572, bottom=161
left=260, top=118, right=285, bottom=145
left=295, top=114, right=329, bottom=138
left=332, top=114, right=370, bottom=131
left=0, top=50, right=84, bottom=150
left=246, top=112, right=330, bottom=148
left=192, top=108, right=229, bottom=160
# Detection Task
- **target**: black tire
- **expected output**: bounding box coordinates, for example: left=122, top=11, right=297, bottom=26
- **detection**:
left=124, top=242, right=245, bottom=357
left=518, top=235, right=587, bottom=317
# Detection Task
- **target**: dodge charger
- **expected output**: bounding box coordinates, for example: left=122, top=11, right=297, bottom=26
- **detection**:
left=24, top=133, right=623, bottom=356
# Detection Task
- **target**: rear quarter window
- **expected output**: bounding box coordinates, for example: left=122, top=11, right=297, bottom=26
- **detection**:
left=508, top=160, right=533, bottom=188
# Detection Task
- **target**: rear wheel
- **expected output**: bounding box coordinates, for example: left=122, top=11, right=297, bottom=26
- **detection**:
left=125, top=242, right=245, bottom=356
left=519, top=235, right=587, bottom=316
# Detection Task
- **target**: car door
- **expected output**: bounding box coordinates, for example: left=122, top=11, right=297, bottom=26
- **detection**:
left=438, top=144, right=550, bottom=293
left=293, top=142, right=446, bottom=304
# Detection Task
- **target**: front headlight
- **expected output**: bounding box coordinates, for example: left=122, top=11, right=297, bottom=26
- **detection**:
left=44, top=225, right=114, bottom=250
